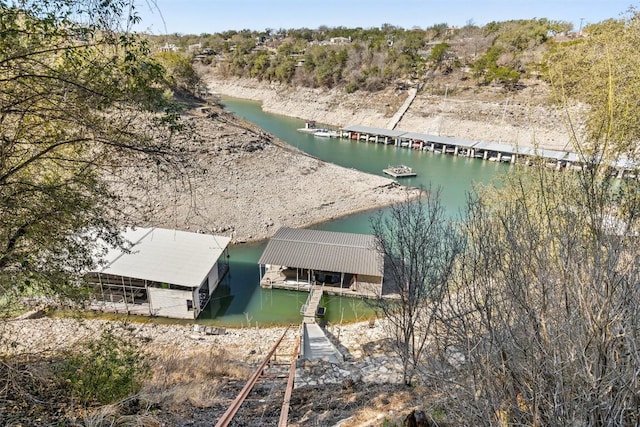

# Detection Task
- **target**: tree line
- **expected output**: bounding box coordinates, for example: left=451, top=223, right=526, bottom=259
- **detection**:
left=152, top=18, right=574, bottom=91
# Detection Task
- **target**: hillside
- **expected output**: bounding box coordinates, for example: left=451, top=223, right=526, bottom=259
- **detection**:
left=201, top=72, right=583, bottom=152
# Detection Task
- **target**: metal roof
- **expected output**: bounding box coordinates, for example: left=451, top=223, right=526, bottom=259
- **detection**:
left=474, top=140, right=515, bottom=152
left=399, top=131, right=430, bottom=141
left=341, top=125, right=405, bottom=138
left=93, top=227, right=231, bottom=288
left=337, top=125, right=597, bottom=163
left=614, top=156, right=639, bottom=170
left=564, top=152, right=583, bottom=163
left=258, top=227, right=383, bottom=277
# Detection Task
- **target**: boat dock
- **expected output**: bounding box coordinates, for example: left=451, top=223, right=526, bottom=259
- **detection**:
left=334, top=125, right=638, bottom=178
left=300, top=284, right=324, bottom=322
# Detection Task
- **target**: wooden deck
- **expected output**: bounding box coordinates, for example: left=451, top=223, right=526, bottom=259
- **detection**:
left=261, top=267, right=386, bottom=299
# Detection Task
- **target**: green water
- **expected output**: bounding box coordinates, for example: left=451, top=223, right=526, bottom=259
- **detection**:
left=193, top=97, right=509, bottom=326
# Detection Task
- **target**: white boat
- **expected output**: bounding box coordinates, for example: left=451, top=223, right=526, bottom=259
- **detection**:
left=313, top=129, right=340, bottom=138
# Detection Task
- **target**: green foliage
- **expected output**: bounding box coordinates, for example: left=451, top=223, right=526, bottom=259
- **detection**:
left=0, top=1, right=185, bottom=303
left=155, top=51, right=201, bottom=90
left=544, top=13, right=640, bottom=156
left=55, top=326, right=148, bottom=405
left=471, top=45, right=502, bottom=80
left=487, top=65, right=520, bottom=88
left=345, top=81, right=358, bottom=93
left=164, top=16, right=578, bottom=92
left=428, top=42, right=449, bottom=63
left=428, top=42, right=452, bottom=72
left=497, top=19, right=551, bottom=52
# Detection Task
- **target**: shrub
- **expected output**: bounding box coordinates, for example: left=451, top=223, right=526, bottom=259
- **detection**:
left=345, top=81, right=358, bottom=93
left=55, top=326, right=148, bottom=406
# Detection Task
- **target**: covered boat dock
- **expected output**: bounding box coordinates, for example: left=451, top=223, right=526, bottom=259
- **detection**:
left=258, top=227, right=384, bottom=299
left=85, top=227, right=231, bottom=319
left=337, top=124, right=638, bottom=177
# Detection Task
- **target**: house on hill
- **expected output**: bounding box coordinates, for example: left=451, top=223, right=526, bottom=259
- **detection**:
left=85, top=227, right=230, bottom=319
left=258, top=227, right=384, bottom=298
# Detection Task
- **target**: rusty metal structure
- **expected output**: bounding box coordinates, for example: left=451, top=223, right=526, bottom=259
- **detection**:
left=215, top=326, right=300, bottom=427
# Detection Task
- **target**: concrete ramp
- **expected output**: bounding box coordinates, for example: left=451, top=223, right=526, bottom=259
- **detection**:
left=301, top=322, right=343, bottom=364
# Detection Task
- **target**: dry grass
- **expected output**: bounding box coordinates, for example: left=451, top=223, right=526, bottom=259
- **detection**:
left=342, top=389, right=419, bottom=427
left=141, top=347, right=251, bottom=409
left=83, top=400, right=162, bottom=427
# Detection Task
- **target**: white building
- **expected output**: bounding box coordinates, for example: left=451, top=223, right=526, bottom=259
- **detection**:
left=86, top=227, right=230, bottom=319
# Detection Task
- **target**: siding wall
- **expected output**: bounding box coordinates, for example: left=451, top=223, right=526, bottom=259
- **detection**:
left=149, top=287, right=195, bottom=319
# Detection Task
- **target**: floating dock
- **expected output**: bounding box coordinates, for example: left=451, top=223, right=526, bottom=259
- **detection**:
left=383, top=165, right=416, bottom=178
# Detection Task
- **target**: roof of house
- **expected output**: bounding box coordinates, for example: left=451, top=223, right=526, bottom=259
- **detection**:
left=92, top=227, right=231, bottom=288
left=258, top=227, right=383, bottom=277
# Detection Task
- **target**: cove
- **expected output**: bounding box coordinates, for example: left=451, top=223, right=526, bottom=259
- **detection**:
left=190, top=96, right=509, bottom=327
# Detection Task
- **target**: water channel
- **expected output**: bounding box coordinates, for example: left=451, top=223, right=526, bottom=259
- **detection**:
left=193, top=96, right=510, bottom=327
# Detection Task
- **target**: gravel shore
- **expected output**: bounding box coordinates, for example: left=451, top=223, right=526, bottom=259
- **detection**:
left=1, top=316, right=389, bottom=362
left=119, top=103, right=418, bottom=244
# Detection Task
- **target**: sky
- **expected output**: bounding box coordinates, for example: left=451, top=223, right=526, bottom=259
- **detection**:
left=133, top=0, right=636, bottom=35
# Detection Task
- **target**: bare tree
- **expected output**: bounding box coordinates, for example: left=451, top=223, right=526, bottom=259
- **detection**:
left=432, top=162, right=640, bottom=425
left=370, top=186, right=462, bottom=385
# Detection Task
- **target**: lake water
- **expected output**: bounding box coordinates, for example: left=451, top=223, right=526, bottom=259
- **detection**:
left=194, top=97, right=509, bottom=327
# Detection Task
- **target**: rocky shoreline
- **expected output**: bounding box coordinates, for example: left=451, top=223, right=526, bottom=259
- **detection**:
left=1, top=315, right=402, bottom=387
left=118, top=103, right=418, bottom=244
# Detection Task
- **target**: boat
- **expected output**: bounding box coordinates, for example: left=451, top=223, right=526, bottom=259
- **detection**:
left=313, top=129, right=340, bottom=138
left=382, top=165, right=417, bottom=178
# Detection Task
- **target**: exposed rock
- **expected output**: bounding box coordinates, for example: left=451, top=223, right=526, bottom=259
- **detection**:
left=112, top=103, right=418, bottom=244
left=203, top=75, right=587, bottom=153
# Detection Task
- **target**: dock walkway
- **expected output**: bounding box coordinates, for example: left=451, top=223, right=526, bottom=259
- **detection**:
left=301, top=322, right=342, bottom=363
left=301, top=284, right=324, bottom=321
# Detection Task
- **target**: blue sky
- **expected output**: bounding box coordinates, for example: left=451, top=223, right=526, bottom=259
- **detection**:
left=133, top=0, right=636, bottom=35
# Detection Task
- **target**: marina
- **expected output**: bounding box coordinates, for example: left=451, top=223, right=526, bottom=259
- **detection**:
left=338, top=124, right=637, bottom=178
left=295, top=119, right=638, bottom=178
left=204, top=96, right=508, bottom=327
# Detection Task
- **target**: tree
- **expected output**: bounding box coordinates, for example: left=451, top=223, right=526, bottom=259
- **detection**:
left=370, top=187, right=462, bottom=385
left=428, top=12, right=640, bottom=424
left=155, top=51, right=201, bottom=91
left=545, top=12, right=640, bottom=157
left=0, top=0, right=186, bottom=308
left=433, top=161, right=640, bottom=425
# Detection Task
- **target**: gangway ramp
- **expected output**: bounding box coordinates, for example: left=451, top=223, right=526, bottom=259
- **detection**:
left=300, top=284, right=324, bottom=320
left=387, top=86, right=417, bottom=130
left=301, top=322, right=343, bottom=364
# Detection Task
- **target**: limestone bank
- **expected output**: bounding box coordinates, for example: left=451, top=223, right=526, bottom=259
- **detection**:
left=203, top=75, right=583, bottom=152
